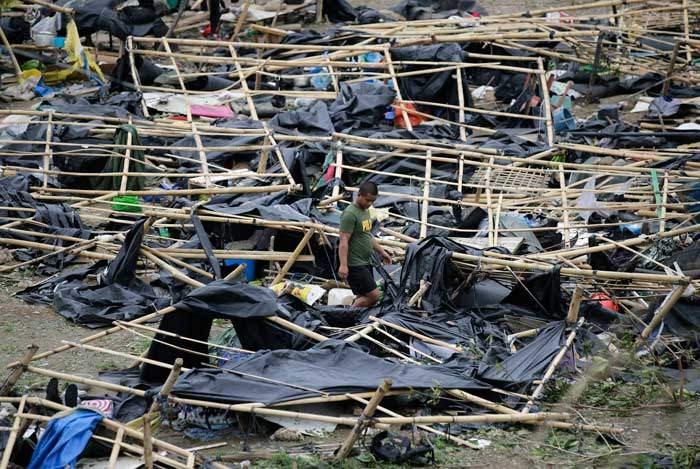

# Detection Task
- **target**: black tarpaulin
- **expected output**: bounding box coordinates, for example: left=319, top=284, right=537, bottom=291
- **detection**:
left=191, top=214, right=221, bottom=279
left=51, top=220, right=169, bottom=328
left=390, top=44, right=470, bottom=121
left=478, top=321, right=567, bottom=387
left=140, top=281, right=326, bottom=382
left=502, top=266, right=564, bottom=319
left=174, top=280, right=278, bottom=318
left=270, top=101, right=334, bottom=135
left=398, top=236, right=481, bottom=311
left=329, top=82, right=396, bottom=132
left=171, top=340, right=489, bottom=405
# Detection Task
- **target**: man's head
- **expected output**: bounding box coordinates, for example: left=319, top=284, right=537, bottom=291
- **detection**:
left=355, top=181, right=378, bottom=210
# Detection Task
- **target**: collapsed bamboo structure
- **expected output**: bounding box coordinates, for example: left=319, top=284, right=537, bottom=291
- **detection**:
left=0, top=0, right=699, bottom=465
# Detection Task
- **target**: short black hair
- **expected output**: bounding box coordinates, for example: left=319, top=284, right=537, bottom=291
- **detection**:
left=358, top=181, right=378, bottom=196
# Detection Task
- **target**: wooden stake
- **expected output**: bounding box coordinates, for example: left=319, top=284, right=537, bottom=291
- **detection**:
left=522, top=318, right=584, bottom=413
left=640, top=284, right=687, bottom=340
left=0, top=25, right=22, bottom=78
left=566, top=285, right=584, bottom=324
left=149, top=358, right=183, bottom=414
left=0, top=345, right=39, bottom=396
left=142, top=412, right=154, bottom=469
left=662, top=40, right=681, bottom=96
left=335, top=379, right=392, bottom=460
left=419, top=150, right=431, bottom=239
left=0, top=395, right=26, bottom=469
left=270, top=229, right=314, bottom=285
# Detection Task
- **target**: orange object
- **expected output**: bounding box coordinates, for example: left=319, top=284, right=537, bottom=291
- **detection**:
left=394, top=101, right=425, bottom=128
left=590, top=292, right=619, bottom=312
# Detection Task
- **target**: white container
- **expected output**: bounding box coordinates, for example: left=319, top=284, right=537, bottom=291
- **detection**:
left=327, top=288, right=354, bottom=306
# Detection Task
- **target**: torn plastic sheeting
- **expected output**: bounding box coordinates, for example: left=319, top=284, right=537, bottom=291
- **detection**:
left=270, top=100, right=335, bottom=135
left=169, top=134, right=262, bottom=170
left=140, top=281, right=325, bottom=382
left=651, top=297, right=700, bottom=342
left=52, top=220, right=169, bottom=328
left=329, top=82, right=396, bottom=132
left=174, top=280, right=278, bottom=318
left=391, top=43, right=471, bottom=121
left=502, top=266, right=564, bottom=320
left=398, top=236, right=482, bottom=311
left=204, top=191, right=338, bottom=226
left=377, top=310, right=506, bottom=351
left=65, top=0, right=166, bottom=40
left=391, top=0, right=486, bottom=21
left=143, top=92, right=242, bottom=115
left=478, top=321, right=567, bottom=387
left=171, top=340, right=489, bottom=405
left=191, top=214, right=222, bottom=279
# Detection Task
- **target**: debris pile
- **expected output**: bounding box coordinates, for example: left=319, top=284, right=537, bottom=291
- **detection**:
left=0, top=0, right=699, bottom=466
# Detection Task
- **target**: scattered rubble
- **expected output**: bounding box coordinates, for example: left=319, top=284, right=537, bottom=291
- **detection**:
left=0, top=0, right=699, bottom=466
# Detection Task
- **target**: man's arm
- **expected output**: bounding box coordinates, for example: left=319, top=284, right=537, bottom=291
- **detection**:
left=338, top=232, right=351, bottom=279
left=372, top=237, right=392, bottom=265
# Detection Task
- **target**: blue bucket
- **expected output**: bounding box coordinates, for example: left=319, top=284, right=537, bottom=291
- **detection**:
left=552, top=107, right=576, bottom=133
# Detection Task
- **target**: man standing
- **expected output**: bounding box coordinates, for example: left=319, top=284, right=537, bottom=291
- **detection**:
left=338, top=182, right=392, bottom=307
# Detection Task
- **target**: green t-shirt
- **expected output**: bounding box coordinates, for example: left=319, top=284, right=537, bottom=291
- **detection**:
left=339, top=204, right=373, bottom=267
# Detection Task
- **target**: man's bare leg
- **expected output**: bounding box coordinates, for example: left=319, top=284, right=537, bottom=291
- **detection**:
left=352, top=288, right=380, bottom=307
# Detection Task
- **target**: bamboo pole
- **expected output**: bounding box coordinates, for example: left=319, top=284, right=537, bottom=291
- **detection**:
left=369, top=316, right=463, bottom=352
left=149, top=358, right=183, bottom=414
left=349, top=394, right=480, bottom=448
left=640, top=284, right=688, bottom=340
left=42, top=110, right=53, bottom=188
left=522, top=318, right=584, bottom=413
left=384, top=49, right=413, bottom=132
left=0, top=345, right=39, bottom=396
left=107, top=428, right=125, bottom=469
left=682, top=0, right=691, bottom=63
left=419, top=150, right=431, bottom=239
left=270, top=229, right=315, bottom=285
left=538, top=58, right=555, bottom=147
left=335, top=379, right=392, bottom=460
left=0, top=396, right=26, bottom=469
left=142, top=413, right=154, bottom=469
left=0, top=25, right=22, bottom=78
left=447, top=389, right=622, bottom=434
left=558, top=164, right=571, bottom=248
left=408, top=280, right=431, bottom=307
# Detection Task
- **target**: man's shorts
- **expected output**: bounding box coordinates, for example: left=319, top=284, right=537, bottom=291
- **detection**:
left=347, top=265, right=376, bottom=296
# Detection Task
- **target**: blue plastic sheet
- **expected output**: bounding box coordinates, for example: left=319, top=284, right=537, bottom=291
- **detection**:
left=28, top=408, right=103, bottom=469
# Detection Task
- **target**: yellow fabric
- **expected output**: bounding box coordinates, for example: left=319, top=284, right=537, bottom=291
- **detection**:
left=43, top=20, right=105, bottom=84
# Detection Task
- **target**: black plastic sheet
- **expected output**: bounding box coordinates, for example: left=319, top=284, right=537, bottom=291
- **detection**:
left=140, top=281, right=326, bottom=382
left=478, top=321, right=567, bottom=387
left=171, top=340, right=489, bottom=405
left=50, top=220, right=169, bottom=328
